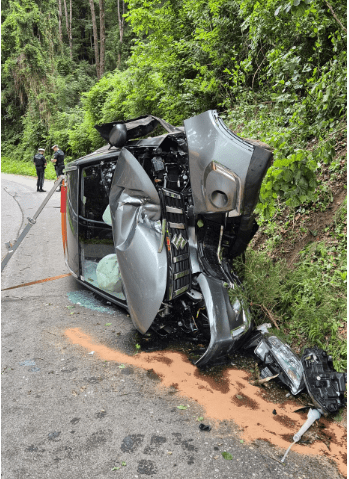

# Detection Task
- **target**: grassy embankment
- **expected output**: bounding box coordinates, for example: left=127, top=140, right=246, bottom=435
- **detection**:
left=227, top=102, right=347, bottom=372
left=2, top=156, right=58, bottom=180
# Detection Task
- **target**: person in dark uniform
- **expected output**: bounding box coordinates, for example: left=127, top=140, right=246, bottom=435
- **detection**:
left=51, top=145, right=65, bottom=191
left=33, top=147, right=47, bottom=192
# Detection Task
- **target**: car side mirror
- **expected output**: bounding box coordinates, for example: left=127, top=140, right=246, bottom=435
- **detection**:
left=109, top=123, right=128, bottom=147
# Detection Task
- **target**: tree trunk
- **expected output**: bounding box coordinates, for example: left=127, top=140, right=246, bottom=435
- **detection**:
left=117, top=0, right=125, bottom=68
left=69, top=0, right=73, bottom=59
left=57, top=0, right=63, bottom=43
left=63, top=0, right=69, bottom=38
left=99, top=0, right=105, bottom=77
left=89, top=0, right=100, bottom=78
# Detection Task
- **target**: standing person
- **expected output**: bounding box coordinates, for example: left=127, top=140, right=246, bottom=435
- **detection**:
left=51, top=145, right=65, bottom=191
left=33, top=147, right=47, bottom=192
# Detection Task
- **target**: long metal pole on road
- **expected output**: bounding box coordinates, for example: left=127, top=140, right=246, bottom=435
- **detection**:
left=1, top=176, right=64, bottom=272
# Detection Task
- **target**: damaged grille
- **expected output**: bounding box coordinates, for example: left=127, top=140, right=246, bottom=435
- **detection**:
left=162, top=188, right=191, bottom=300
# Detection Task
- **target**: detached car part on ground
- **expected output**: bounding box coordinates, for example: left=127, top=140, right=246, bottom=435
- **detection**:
left=61, top=110, right=346, bottom=415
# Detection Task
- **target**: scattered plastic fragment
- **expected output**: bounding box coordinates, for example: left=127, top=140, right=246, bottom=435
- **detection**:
left=293, top=406, right=312, bottom=413
left=19, top=360, right=36, bottom=367
left=256, top=323, right=272, bottom=334
left=255, top=373, right=279, bottom=385
left=281, top=408, right=321, bottom=463
left=221, top=452, right=233, bottom=460
left=301, top=347, right=347, bottom=415
left=30, top=367, right=40, bottom=372
left=199, top=423, right=211, bottom=431
left=88, top=351, right=95, bottom=355
left=272, top=409, right=277, bottom=415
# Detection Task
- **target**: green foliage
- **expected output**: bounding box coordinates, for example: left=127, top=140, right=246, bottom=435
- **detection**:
left=234, top=227, right=347, bottom=371
left=258, top=150, right=318, bottom=217
left=3, top=0, right=346, bottom=163
left=1, top=156, right=57, bottom=180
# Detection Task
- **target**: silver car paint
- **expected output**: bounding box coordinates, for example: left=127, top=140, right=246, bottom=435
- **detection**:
left=184, top=110, right=254, bottom=215
left=195, top=273, right=252, bottom=367
left=107, top=113, right=254, bottom=363
left=109, top=148, right=167, bottom=333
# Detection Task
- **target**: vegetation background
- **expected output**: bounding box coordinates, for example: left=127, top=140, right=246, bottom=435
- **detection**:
left=1, top=0, right=347, bottom=370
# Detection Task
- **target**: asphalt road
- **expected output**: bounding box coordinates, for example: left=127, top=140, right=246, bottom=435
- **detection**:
left=1, top=173, right=345, bottom=479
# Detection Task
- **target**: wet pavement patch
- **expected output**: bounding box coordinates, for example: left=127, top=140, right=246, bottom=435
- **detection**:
left=121, top=366, right=134, bottom=375
left=86, top=376, right=102, bottom=383
left=85, top=429, right=112, bottom=450
left=137, top=459, right=157, bottom=475
left=121, top=434, right=144, bottom=453
left=146, top=369, right=161, bottom=381
left=143, top=435, right=167, bottom=455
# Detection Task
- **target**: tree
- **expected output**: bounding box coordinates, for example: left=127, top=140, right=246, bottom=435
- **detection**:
left=117, top=0, right=125, bottom=67
left=62, top=0, right=73, bottom=58
left=89, top=0, right=100, bottom=77
left=69, top=0, right=73, bottom=58
left=99, top=0, right=106, bottom=76
left=57, top=0, right=63, bottom=43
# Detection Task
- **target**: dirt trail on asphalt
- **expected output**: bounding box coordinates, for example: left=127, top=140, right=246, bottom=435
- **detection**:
left=65, top=327, right=347, bottom=477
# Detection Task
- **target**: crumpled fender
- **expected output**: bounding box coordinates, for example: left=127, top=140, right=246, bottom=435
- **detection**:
left=109, top=148, right=167, bottom=333
left=195, top=273, right=253, bottom=367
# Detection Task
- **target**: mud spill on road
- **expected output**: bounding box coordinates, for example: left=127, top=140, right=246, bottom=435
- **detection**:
left=65, top=327, right=347, bottom=476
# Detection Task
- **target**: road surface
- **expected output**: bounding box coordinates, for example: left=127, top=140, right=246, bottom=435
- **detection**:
left=1, top=173, right=345, bottom=479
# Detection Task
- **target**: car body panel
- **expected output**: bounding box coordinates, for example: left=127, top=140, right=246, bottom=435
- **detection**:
left=109, top=148, right=167, bottom=333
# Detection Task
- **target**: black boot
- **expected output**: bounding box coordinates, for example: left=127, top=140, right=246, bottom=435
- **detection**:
left=40, top=189, right=46, bottom=192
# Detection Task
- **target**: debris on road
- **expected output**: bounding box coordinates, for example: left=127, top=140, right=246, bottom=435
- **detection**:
left=302, top=347, right=347, bottom=415
left=199, top=423, right=211, bottom=432
left=281, top=408, right=322, bottom=463
left=19, top=359, right=36, bottom=367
